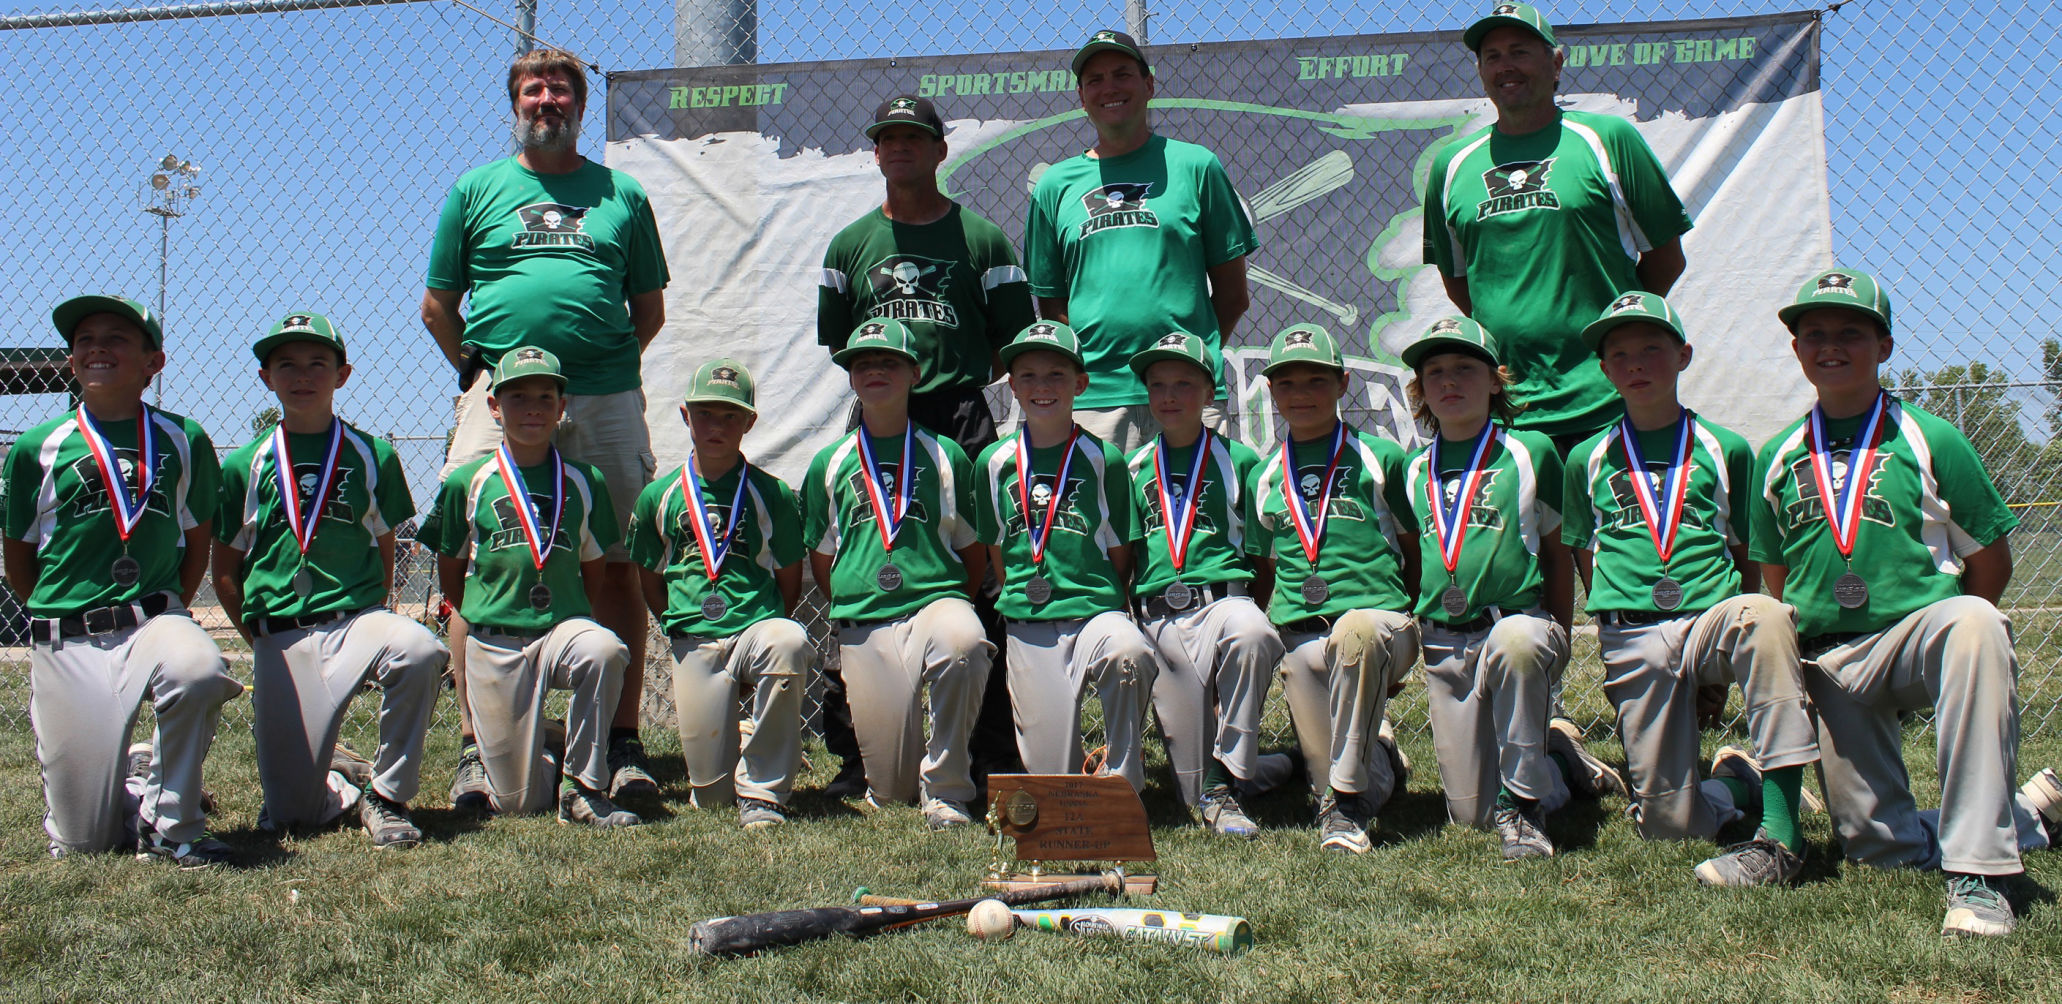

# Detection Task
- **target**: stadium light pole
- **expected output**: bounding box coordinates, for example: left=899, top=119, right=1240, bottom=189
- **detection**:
left=143, top=154, right=200, bottom=406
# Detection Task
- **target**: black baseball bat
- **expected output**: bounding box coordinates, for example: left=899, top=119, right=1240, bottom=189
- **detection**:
left=688, top=871, right=1123, bottom=956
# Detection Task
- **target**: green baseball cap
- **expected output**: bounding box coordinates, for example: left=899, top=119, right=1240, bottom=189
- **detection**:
left=490, top=345, right=566, bottom=392
left=1261, top=324, right=1344, bottom=377
left=1777, top=268, right=1893, bottom=335
left=1580, top=292, right=1686, bottom=354
left=52, top=294, right=163, bottom=349
left=253, top=311, right=347, bottom=364
left=999, top=320, right=1086, bottom=369
left=1072, top=29, right=1149, bottom=77
left=682, top=357, right=757, bottom=414
left=1464, top=2, right=1557, bottom=52
left=832, top=318, right=921, bottom=368
left=1400, top=316, right=1502, bottom=368
left=1128, top=330, right=1213, bottom=386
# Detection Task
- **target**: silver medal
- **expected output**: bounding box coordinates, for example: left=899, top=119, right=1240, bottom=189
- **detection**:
left=1441, top=583, right=1469, bottom=619
left=1300, top=574, right=1329, bottom=605
left=1025, top=574, right=1053, bottom=605
left=528, top=583, right=553, bottom=611
left=110, top=554, right=141, bottom=587
left=1833, top=571, right=1869, bottom=610
left=1162, top=580, right=1194, bottom=611
left=875, top=562, right=903, bottom=592
left=292, top=568, right=315, bottom=598
left=1650, top=576, right=1683, bottom=612
left=701, top=594, right=727, bottom=620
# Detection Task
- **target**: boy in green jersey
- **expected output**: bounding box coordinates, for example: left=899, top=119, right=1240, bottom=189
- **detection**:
left=1247, top=324, right=1420, bottom=853
left=4, top=295, right=240, bottom=866
left=420, top=347, right=640, bottom=828
left=1560, top=293, right=1821, bottom=883
left=630, top=359, right=811, bottom=830
left=1124, top=331, right=1283, bottom=837
left=1402, top=317, right=1622, bottom=861
left=1753, top=269, right=2054, bottom=937
left=214, top=313, right=447, bottom=849
left=804, top=319, right=993, bottom=830
left=975, top=322, right=1156, bottom=791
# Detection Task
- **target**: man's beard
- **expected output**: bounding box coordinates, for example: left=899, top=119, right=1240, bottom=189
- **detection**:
left=515, top=111, right=579, bottom=153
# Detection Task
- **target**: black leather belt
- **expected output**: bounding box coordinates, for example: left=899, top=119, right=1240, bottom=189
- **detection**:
left=249, top=607, right=364, bottom=637
left=31, top=593, right=177, bottom=642
left=1421, top=606, right=1513, bottom=635
left=1134, top=580, right=1246, bottom=620
left=1799, top=632, right=1864, bottom=659
left=1597, top=608, right=1705, bottom=628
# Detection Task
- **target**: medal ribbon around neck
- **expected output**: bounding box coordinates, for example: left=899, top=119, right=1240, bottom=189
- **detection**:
left=1613, top=411, right=1694, bottom=564
left=270, top=419, right=345, bottom=556
left=1276, top=423, right=1346, bottom=566
left=1806, top=392, right=1890, bottom=560
left=1015, top=426, right=1081, bottom=567
left=494, top=443, right=566, bottom=571
left=681, top=448, right=750, bottom=583
left=75, top=404, right=157, bottom=543
left=1424, top=423, right=1501, bottom=577
left=1154, top=430, right=1212, bottom=572
left=855, top=425, right=916, bottom=551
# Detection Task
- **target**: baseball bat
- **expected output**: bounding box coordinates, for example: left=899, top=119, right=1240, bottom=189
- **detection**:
left=1247, top=150, right=1356, bottom=223
left=689, top=871, right=1123, bottom=956
left=1010, top=908, right=1254, bottom=954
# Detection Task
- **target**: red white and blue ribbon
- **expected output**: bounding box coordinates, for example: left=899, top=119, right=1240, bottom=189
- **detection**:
left=1424, top=423, right=1501, bottom=577
left=855, top=425, right=915, bottom=551
left=681, top=447, right=749, bottom=582
left=1015, top=426, right=1081, bottom=566
left=1154, top=430, right=1212, bottom=572
left=270, top=418, right=344, bottom=555
left=75, top=404, right=156, bottom=543
left=1276, top=423, right=1345, bottom=566
left=1613, top=411, right=1694, bottom=563
left=1806, top=392, right=1889, bottom=560
left=494, top=443, right=565, bottom=571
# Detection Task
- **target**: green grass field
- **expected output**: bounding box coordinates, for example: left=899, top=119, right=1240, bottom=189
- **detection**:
left=1, top=684, right=2059, bottom=1003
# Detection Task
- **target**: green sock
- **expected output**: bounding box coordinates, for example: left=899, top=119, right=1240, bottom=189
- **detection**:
left=1547, top=751, right=1574, bottom=788
left=1203, top=759, right=1232, bottom=792
left=1761, top=766, right=1805, bottom=852
left=1714, top=775, right=1755, bottom=808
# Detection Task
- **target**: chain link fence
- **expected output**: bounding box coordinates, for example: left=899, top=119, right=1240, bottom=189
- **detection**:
left=0, top=1, right=2055, bottom=771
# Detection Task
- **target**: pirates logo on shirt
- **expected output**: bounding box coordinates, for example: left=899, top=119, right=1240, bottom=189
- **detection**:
left=1004, top=473, right=1091, bottom=536
left=672, top=502, right=749, bottom=561
left=1262, top=462, right=1367, bottom=530
left=845, top=461, right=932, bottom=528
left=1783, top=450, right=1895, bottom=533
left=1476, top=159, right=1560, bottom=220
left=1422, top=467, right=1504, bottom=533
left=512, top=202, right=596, bottom=250
left=59, top=451, right=172, bottom=522
left=1603, top=461, right=1709, bottom=535
left=286, top=461, right=358, bottom=525
left=864, top=253, right=961, bottom=328
left=485, top=492, right=574, bottom=554
left=1140, top=475, right=1221, bottom=536
left=1079, top=182, right=1159, bottom=236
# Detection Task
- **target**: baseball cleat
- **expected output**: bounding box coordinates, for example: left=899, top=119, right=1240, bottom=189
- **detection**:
left=360, top=791, right=422, bottom=850
left=1199, top=785, right=1259, bottom=839
left=824, top=758, right=868, bottom=798
left=1317, top=790, right=1374, bottom=854
left=606, top=734, right=660, bottom=799
left=330, top=742, right=375, bottom=791
left=922, top=798, right=974, bottom=831
left=1694, top=829, right=1802, bottom=887
left=1710, top=745, right=1825, bottom=814
left=2020, top=767, right=2061, bottom=846
left=739, top=797, right=787, bottom=831
left=449, top=744, right=491, bottom=811
left=1941, top=874, right=2016, bottom=938
left=558, top=781, right=643, bottom=829
left=1547, top=718, right=1626, bottom=799
left=137, top=830, right=235, bottom=869
left=1494, top=801, right=1554, bottom=861
left=126, top=742, right=153, bottom=781
left=1376, top=719, right=1412, bottom=793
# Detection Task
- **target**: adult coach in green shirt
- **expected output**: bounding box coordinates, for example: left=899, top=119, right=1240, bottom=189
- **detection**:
left=421, top=48, right=671, bottom=806
left=1423, top=3, right=1691, bottom=449
left=1025, top=30, right=1258, bottom=454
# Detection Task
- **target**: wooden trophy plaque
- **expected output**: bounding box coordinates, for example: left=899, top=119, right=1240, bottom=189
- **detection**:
left=984, top=774, right=1157, bottom=894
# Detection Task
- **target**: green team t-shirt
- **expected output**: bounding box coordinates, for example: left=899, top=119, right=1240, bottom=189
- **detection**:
left=803, top=425, right=979, bottom=623
left=627, top=459, right=804, bottom=638
left=424, top=157, right=670, bottom=396
left=1245, top=425, right=1418, bottom=622
left=1125, top=432, right=1263, bottom=598
left=1750, top=396, right=2016, bottom=638
left=1422, top=111, right=1692, bottom=438
left=1563, top=413, right=1753, bottom=615
left=2, top=406, right=219, bottom=618
left=1403, top=427, right=1563, bottom=622
left=419, top=452, right=617, bottom=633
left=975, top=429, right=1137, bottom=621
left=818, top=204, right=1035, bottom=395
left=216, top=421, right=415, bottom=621
left=1024, top=135, right=1258, bottom=408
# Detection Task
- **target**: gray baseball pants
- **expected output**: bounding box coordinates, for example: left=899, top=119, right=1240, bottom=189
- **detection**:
left=1140, top=595, right=1281, bottom=807
left=672, top=617, right=811, bottom=807
left=1006, top=611, right=1158, bottom=792
left=465, top=619, right=627, bottom=814
left=1421, top=610, right=1571, bottom=828
left=30, top=605, right=240, bottom=856
left=1804, top=595, right=2048, bottom=875
left=1279, top=609, right=1418, bottom=808
left=1600, top=593, right=1818, bottom=840
left=251, top=608, right=446, bottom=829
left=839, top=597, right=992, bottom=805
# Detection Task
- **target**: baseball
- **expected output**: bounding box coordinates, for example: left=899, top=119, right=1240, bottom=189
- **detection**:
left=966, top=899, right=1016, bottom=941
